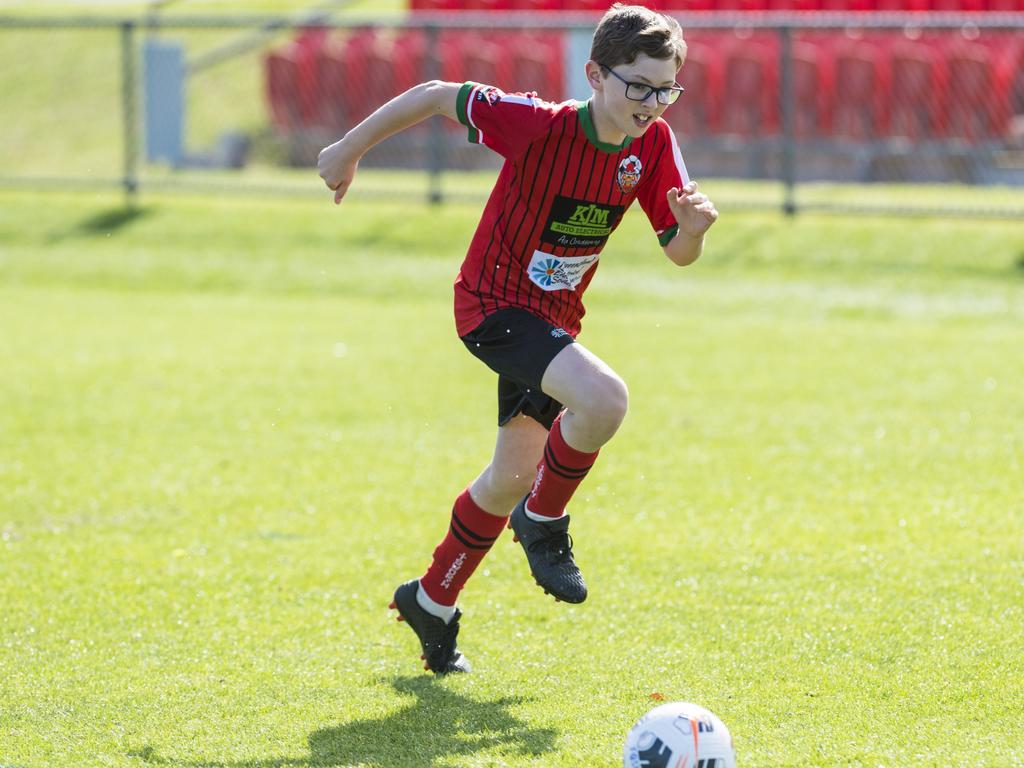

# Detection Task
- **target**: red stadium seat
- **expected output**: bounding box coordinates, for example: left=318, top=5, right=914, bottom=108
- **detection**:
left=505, top=31, right=566, bottom=101
left=665, top=0, right=719, bottom=9
left=665, top=32, right=724, bottom=137
left=820, top=0, right=878, bottom=10
left=313, top=34, right=351, bottom=132
left=886, top=35, right=947, bottom=140
left=265, top=37, right=321, bottom=134
left=765, top=0, right=824, bottom=10
left=716, top=32, right=780, bottom=137
left=508, top=0, right=564, bottom=9
left=790, top=35, right=835, bottom=137
left=464, top=0, right=513, bottom=9
left=931, top=0, right=988, bottom=9
left=941, top=36, right=1012, bottom=141
left=566, top=0, right=613, bottom=10
left=994, top=36, right=1024, bottom=123
left=409, top=0, right=462, bottom=9
left=440, top=30, right=514, bottom=90
left=326, top=29, right=427, bottom=129
left=439, top=29, right=563, bottom=98
left=265, top=52, right=301, bottom=133
left=713, top=0, right=772, bottom=10
left=830, top=34, right=891, bottom=139
left=319, top=28, right=372, bottom=129
left=874, top=0, right=932, bottom=10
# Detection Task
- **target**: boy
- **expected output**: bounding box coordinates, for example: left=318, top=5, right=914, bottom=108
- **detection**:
left=318, top=3, right=718, bottom=675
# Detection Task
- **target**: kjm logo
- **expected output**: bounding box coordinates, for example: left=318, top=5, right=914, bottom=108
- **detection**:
left=568, top=204, right=610, bottom=228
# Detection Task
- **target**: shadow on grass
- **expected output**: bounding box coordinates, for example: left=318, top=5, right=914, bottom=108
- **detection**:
left=130, top=675, right=558, bottom=768
left=48, top=205, right=151, bottom=242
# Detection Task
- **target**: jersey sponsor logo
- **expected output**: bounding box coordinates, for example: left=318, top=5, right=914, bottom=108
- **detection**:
left=540, top=195, right=625, bottom=249
left=474, top=86, right=502, bottom=106
left=617, top=154, right=643, bottom=194
left=528, top=250, right=599, bottom=292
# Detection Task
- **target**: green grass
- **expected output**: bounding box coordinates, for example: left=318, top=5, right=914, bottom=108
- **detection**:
left=2, top=188, right=1024, bottom=767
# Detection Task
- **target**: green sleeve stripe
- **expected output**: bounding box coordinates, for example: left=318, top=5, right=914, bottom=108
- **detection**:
left=456, top=82, right=473, bottom=126
left=456, top=82, right=481, bottom=144
left=658, top=224, right=679, bottom=247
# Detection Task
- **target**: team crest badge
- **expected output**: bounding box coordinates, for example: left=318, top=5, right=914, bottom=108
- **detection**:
left=617, top=155, right=643, bottom=194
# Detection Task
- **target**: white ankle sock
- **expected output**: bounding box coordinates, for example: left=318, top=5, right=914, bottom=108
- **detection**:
left=416, top=580, right=457, bottom=624
left=524, top=500, right=565, bottom=523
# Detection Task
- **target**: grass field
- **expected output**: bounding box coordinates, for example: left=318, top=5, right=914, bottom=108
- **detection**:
left=1, top=187, right=1023, bottom=767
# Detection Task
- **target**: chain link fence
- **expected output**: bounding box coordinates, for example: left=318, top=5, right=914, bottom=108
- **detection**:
left=1, top=12, right=1023, bottom=216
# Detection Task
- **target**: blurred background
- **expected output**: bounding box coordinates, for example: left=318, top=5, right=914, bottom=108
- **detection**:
left=1, top=0, right=1023, bottom=216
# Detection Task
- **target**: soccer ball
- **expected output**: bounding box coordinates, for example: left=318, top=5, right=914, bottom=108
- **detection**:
left=623, top=701, right=736, bottom=768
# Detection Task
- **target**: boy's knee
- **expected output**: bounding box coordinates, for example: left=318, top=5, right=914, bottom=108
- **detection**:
left=591, top=373, right=629, bottom=431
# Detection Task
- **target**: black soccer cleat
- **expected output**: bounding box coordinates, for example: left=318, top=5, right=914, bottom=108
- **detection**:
left=390, top=579, right=471, bottom=676
left=509, top=495, right=587, bottom=604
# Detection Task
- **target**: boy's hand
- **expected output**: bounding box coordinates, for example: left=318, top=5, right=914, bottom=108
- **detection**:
left=667, top=182, right=718, bottom=236
left=317, top=139, right=360, bottom=204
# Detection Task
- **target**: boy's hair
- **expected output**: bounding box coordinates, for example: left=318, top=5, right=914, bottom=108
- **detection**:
left=590, top=3, right=686, bottom=71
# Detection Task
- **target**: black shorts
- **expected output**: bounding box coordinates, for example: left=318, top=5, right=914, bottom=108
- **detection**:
left=460, top=308, right=575, bottom=429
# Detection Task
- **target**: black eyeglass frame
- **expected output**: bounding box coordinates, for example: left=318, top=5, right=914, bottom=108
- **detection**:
left=600, top=65, right=684, bottom=106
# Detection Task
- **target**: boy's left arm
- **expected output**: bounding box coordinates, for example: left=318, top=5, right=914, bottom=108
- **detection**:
left=662, top=181, right=718, bottom=267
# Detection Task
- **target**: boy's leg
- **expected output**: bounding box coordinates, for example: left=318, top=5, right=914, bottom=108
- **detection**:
left=391, top=413, right=548, bottom=674
left=420, top=413, right=549, bottom=608
left=509, top=342, right=628, bottom=603
left=531, top=342, right=627, bottom=517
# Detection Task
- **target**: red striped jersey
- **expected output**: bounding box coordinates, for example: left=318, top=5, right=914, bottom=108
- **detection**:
left=453, top=81, right=690, bottom=338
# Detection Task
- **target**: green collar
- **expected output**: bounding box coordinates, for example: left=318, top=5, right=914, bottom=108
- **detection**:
left=577, top=100, right=634, bottom=153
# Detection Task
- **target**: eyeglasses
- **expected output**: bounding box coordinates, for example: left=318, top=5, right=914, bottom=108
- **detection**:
left=601, top=66, right=684, bottom=106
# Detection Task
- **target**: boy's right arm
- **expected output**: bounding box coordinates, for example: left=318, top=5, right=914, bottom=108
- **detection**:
left=317, top=80, right=462, bottom=204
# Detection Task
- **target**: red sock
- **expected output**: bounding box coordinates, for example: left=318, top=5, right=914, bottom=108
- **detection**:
left=527, top=412, right=600, bottom=519
left=419, top=487, right=507, bottom=607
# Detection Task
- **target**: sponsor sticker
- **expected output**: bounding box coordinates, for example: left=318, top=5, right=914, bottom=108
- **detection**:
left=528, top=250, right=599, bottom=292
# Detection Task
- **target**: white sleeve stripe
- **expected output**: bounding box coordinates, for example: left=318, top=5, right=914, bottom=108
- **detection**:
left=500, top=95, right=538, bottom=106
left=667, top=128, right=690, bottom=186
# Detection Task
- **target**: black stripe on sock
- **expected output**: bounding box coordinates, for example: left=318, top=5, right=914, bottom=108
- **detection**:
left=451, top=510, right=498, bottom=544
left=449, top=524, right=492, bottom=551
left=544, top=444, right=593, bottom=479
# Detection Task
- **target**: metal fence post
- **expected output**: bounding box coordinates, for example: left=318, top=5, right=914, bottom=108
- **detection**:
left=121, top=20, right=138, bottom=207
left=426, top=24, right=443, bottom=205
left=778, top=24, right=796, bottom=216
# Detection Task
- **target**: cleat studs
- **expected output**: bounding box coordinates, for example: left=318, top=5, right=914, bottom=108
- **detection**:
left=388, top=601, right=396, bottom=609
left=423, top=664, right=430, bottom=671
left=397, top=615, right=406, bottom=622
left=420, top=654, right=426, bottom=660
left=512, top=535, right=519, bottom=543
left=555, top=598, right=561, bottom=602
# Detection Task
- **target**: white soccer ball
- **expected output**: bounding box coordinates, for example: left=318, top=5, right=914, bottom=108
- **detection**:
left=623, top=701, right=736, bottom=768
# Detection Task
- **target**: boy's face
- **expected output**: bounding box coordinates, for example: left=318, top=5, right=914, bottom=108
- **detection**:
left=587, top=53, right=681, bottom=140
